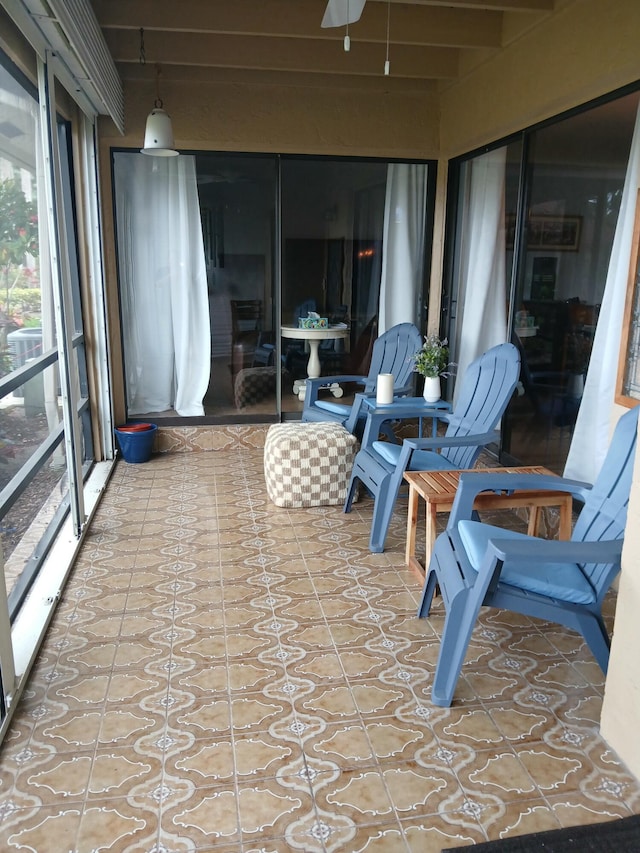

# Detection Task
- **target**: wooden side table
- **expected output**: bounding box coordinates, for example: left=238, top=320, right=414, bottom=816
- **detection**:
left=404, top=466, right=573, bottom=582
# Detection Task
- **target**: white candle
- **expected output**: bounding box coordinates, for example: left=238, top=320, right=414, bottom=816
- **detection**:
left=376, top=373, right=394, bottom=405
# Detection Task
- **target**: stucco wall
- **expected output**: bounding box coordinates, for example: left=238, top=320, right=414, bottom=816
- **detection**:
left=601, top=403, right=640, bottom=777
left=103, top=73, right=440, bottom=160
left=438, top=0, right=640, bottom=158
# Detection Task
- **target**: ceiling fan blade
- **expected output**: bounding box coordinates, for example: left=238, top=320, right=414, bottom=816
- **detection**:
left=321, top=0, right=366, bottom=29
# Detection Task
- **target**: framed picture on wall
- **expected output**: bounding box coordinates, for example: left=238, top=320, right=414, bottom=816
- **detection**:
left=506, top=214, right=582, bottom=251
left=529, top=215, right=582, bottom=251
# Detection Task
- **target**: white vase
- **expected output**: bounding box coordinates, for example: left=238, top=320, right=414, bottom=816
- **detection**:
left=423, top=375, right=441, bottom=402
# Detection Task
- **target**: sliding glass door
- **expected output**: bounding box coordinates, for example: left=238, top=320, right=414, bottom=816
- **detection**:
left=114, top=153, right=434, bottom=422
left=446, top=89, right=640, bottom=473
left=197, top=154, right=277, bottom=421
left=280, top=158, right=432, bottom=414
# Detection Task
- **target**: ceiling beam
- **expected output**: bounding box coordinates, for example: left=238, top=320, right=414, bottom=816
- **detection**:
left=93, top=0, right=504, bottom=50
left=121, top=61, right=440, bottom=94
left=105, top=29, right=461, bottom=80
left=91, top=0, right=558, bottom=91
left=383, top=0, right=554, bottom=10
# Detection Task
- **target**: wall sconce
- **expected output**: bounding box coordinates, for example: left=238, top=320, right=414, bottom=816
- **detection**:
left=139, top=30, right=178, bottom=157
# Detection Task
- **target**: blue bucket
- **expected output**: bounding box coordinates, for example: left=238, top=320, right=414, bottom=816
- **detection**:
left=115, top=423, right=158, bottom=463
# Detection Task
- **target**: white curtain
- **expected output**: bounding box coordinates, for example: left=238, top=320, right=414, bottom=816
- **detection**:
left=114, top=154, right=210, bottom=417
left=564, top=105, right=640, bottom=482
left=454, top=148, right=508, bottom=401
left=378, top=163, right=428, bottom=333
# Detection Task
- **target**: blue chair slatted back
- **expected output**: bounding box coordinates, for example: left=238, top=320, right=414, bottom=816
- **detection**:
left=440, top=343, right=521, bottom=469
left=365, top=323, right=423, bottom=392
left=302, top=322, right=422, bottom=428
left=570, top=406, right=638, bottom=598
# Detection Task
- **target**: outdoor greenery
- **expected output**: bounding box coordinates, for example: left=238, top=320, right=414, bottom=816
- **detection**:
left=0, top=178, right=39, bottom=326
left=6, top=287, right=41, bottom=316
left=0, top=180, right=40, bottom=375
left=413, top=334, right=452, bottom=378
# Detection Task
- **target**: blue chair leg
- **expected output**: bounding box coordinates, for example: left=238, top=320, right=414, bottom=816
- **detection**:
left=575, top=611, right=611, bottom=673
left=344, top=472, right=359, bottom=513
left=418, top=564, right=439, bottom=618
left=367, top=454, right=413, bottom=552
left=430, top=583, right=490, bottom=707
left=417, top=535, right=486, bottom=707
left=368, top=473, right=395, bottom=552
left=344, top=449, right=374, bottom=514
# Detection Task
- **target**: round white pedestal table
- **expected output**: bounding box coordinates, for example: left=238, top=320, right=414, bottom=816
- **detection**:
left=281, top=324, right=350, bottom=400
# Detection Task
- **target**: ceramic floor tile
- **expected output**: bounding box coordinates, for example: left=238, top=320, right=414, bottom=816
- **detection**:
left=0, top=443, right=638, bottom=851
left=474, top=797, right=563, bottom=840
left=401, top=814, right=487, bottom=850
left=544, top=793, right=633, bottom=826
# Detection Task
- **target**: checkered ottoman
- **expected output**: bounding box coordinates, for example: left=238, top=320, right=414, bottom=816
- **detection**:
left=264, top=422, right=359, bottom=507
left=234, top=366, right=278, bottom=409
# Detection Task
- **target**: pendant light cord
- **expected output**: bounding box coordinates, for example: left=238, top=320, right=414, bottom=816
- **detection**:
left=344, top=0, right=351, bottom=51
left=140, top=29, right=164, bottom=109
left=154, top=64, right=164, bottom=109
left=384, top=0, right=391, bottom=74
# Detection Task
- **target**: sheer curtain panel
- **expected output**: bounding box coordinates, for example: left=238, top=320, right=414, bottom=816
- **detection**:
left=114, top=154, right=210, bottom=417
left=378, top=163, right=428, bottom=333
left=564, top=105, right=640, bottom=482
left=453, top=148, right=508, bottom=403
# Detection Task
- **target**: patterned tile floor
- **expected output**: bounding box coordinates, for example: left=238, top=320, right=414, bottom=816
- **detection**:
left=0, top=431, right=639, bottom=852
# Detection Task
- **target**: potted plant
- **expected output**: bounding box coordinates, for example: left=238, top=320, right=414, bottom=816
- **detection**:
left=413, top=335, right=452, bottom=401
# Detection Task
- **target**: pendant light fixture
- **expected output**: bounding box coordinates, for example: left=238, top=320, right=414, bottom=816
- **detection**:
left=139, top=28, right=178, bottom=157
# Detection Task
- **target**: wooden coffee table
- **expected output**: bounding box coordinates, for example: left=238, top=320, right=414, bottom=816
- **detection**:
left=404, top=466, right=573, bottom=582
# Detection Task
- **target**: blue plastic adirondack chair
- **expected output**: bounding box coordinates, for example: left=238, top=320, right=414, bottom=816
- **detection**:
left=344, top=342, right=521, bottom=552
left=301, top=322, right=422, bottom=431
left=419, top=404, right=639, bottom=708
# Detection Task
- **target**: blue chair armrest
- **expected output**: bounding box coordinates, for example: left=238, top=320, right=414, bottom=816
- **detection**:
left=448, top=470, right=592, bottom=525
left=404, top=430, right=500, bottom=453
left=386, top=430, right=499, bottom=480
left=483, top=536, right=622, bottom=566
left=447, top=529, right=622, bottom=592
left=357, top=400, right=453, bottom=452
left=343, top=392, right=376, bottom=434
left=304, top=374, right=368, bottom=408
